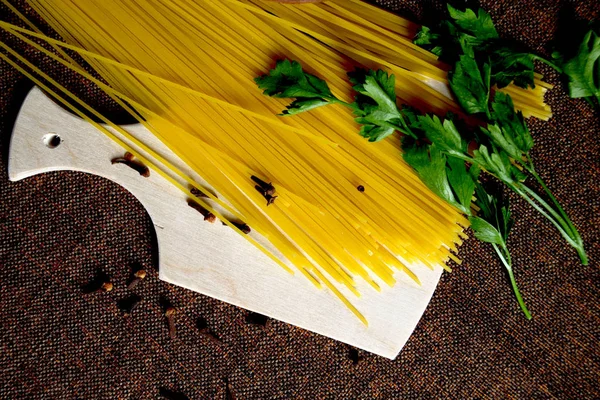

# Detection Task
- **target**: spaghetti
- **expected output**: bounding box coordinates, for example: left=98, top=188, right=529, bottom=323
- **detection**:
left=0, top=0, right=553, bottom=324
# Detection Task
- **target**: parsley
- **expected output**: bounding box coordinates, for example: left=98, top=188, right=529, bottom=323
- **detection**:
left=448, top=55, right=491, bottom=117
left=560, top=29, right=600, bottom=109
left=348, top=69, right=407, bottom=141
left=256, top=49, right=589, bottom=317
left=470, top=182, right=531, bottom=319
left=490, top=92, right=533, bottom=157
left=402, top=115, right=477, bottom=215
left=447, top=5, right=498, bottom=41
left=256, top=61, right=414, bottom=142
left=414, top=5, right=497, bottom=64
left=416, top=5, right=600, bottom=110
left=415, top=5, right=561, bottom=90
left=254, top=59, right=345, bottom=116
left=414, top=5, right=588, bottom=265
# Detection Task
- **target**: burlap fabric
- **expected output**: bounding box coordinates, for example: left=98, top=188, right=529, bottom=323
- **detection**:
left=1, top=0, right=599, bottom=398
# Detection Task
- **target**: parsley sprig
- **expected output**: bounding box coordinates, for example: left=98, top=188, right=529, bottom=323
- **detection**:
left=416, top=5, right=600, bottom=109
left=255, top=6, right=591, bottom=317
left=559, top=29, right=600, bottom=109
left=415, top=6, right=588, bottom=266
left=415, top=5, right=562, bottom=90
left=471, top=181, right=531, bottom=319
left=255, top=59, right=350, bottom=115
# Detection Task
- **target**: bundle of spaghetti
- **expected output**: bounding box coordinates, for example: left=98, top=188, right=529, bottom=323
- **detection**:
left=0, top=0, right=536, bottom=323
left=238, top=0, right=552, bottom=120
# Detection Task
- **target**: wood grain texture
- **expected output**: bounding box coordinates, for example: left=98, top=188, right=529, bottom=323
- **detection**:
left=8, top=87, right=445, bottom=359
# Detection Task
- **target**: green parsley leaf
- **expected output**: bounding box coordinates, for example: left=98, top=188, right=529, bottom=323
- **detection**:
left=470, top=216, right=504, bottom=244
left=472, top=144, right=514, bottom=183
left=447, top=5, right=498, bottom=40
left=416, top=114, right=466, bottom=156
left=448, top=55, right=491, bottom=116
left=488, top=45, right=537, bottom=89
left=415, top=6, right=498, bottom=64
left=447, top=156, right=477, bottom=213
left=402, top=137, right=476, bottom=215
left=469, top=183, right=530, bottom=319
left=255, top=59, right=338, bottom=115
left=479, top=124, right=521, bottom=161
left=562, top=29, right=600, bottom=104
left=403, top=141, right=460, bottom=212
left=413, top=25, right=445, bottom=57
left=415, top=6, right=557, bottom=90
left=280, top=99, right=331, bottom=116
left=491, top=92, right=533, bottom=155
left=348, top=69, right=405, bottom=142
left=414, top=21, right=474, bottom=64
left=471, top=182, right=513, bottom=243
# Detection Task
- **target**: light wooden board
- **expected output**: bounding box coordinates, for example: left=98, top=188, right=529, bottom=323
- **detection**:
left=8, top=87, right=444, bottom=359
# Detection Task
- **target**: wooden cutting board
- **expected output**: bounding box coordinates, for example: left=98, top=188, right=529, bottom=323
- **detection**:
left=8, top=87, right=446, bottom=359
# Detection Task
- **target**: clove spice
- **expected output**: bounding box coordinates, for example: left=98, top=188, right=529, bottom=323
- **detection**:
left=128, top=269, right=147, bottom=290
left=245, top=312, right=268, bottom=327
left=196, top=316, right=222, bottom=344
left=117, top=294, right=142, bottom=316
left=190, top=187, right=207, bottom=198
left=348, top=347, right=362, bottom=364
left=251, top=175, right=278, bottom=206
left=165, top=307, right=177, bottom=339
left=230, top=221, right=251, bottom=235
left=111, top=152, right=150, bottom=177
left=82, top=270, right=113, bottom=294
left=97, top=282, right=113, bottom=293
left=187, top=200, right=216, bottom=223
left=189, top=186, right=219, bottom=199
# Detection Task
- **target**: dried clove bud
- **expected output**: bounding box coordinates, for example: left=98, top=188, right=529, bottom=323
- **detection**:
left=117, top=294, right=142, bottom=316
left=252, top=175, right=278, bottom=206
left=187, top=200, right=216, bottom=223
left=348, top=347, right=362, bottom=364
left=251, top=175, right=276, bottom=196
left=190, top=187, right=208, bottom=198
left=190, top=185, right=218, bottom=199
left=245, top=312, right=269, bottom=327
left=196, top=316, right=222, bottom=344
left=225, top=379, right=237, bottom=400
left=357, top=185, right=365, bottom=193
left=82, top=269, right=113, bottom=294
left=265, top=194, right=278, bottom=206
left=128, top=269, right=147, bottom=290
left=230, top=221, right=251, bottom=235
left=165, top=307, right=177, bottom=339
left=158, top=388, right=190, bottom=400
left=111, top=152, right=150, bottom=177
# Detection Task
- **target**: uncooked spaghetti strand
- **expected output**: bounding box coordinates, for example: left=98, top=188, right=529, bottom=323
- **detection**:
left=0, top=44, right=298, bottom=278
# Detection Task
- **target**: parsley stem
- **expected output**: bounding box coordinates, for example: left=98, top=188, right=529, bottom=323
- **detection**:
left=441, top=151, right=477, bottom=164
left=518, top=184, right=574, bottom=236
left=509, top=182, right=582, bottom=253
left=328, top=97, right=353, bottom=107
left=492, top=243, right=532, bottom=319
left=522, top=159, right=587, bottom=265
left=523, top=158, right=579, bottom=237
left=442, top=151, right=585, bottom=263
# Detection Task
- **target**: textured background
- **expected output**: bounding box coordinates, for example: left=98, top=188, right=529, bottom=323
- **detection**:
left=1, top=0, right=599, bottom=399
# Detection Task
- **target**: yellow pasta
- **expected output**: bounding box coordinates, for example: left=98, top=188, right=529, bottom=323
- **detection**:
left=0, top=0, right=553, bottom=324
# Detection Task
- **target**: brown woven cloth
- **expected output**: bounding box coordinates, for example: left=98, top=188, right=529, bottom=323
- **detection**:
left=1, top=0, right=599, bottom=399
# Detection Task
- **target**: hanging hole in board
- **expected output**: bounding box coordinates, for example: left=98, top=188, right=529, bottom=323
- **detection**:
left=43, top=133, right=61, bottom=149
